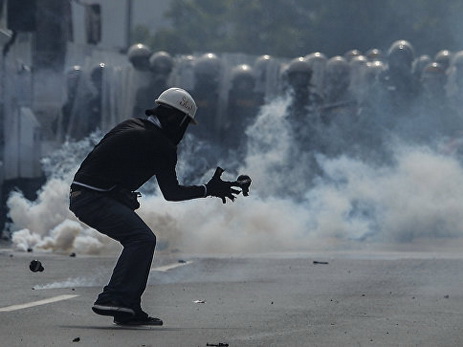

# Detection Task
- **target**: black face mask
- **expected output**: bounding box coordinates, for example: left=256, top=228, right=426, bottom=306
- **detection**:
left=155, top=105, right=190, bottom=145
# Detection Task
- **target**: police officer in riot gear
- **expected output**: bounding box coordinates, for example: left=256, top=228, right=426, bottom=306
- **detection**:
left=148, top=51, right=174, bottom=93
left=322, top=56, right=356, bottom=121
left=133, top=51, right=174, bottom=117
left=305, top=52, right=327, bottom=97
left=284, top=57, right=324, bottom=158
left=87, top=62, right=105, bottom=133
left=189, top=53, right=223, bottom=144
left=285, top=57, right=323, bottom=119
left=61, top=65, right=82, bottom=138
left=448, top=51, right=463, bottom=111
left=254, top=54, right=279, bottom=102
left=321, top=56, right=359, bottom=156
left=224, top=64, right=263, bottom=163
left=412, top=55, right=432, bottom=82
left=417, top=62, right=456, bottom=139
left=69, top=88, right=245, bottom=326
left=434, top=50, right=453, bottom=73
left=380, top=40, right=419, bottom=121
left=65, top=63, right=106, bottom=140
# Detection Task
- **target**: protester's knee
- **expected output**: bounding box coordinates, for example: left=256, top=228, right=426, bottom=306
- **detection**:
left=143, top=230, right=157, bottom=249
left=123, top=227, right=156, bottom=250
left=138, top=229, right=156, bottom=249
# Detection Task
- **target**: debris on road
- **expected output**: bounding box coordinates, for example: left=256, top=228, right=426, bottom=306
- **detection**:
left=193, top=300, right=206, bottom=304
left=29, top=260, right=44, bottom=272
left=313, top=261, right=329, bottom=265
left=206, top=343, right=229, bottom=347
left=72, top=337, right=80, bottom=342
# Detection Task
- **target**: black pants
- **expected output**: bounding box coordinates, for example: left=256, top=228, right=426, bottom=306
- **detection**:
left=69, top=188, right=156, bottom=313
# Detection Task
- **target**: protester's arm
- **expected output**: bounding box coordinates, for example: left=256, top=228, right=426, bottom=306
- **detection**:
left=156, top=165, right=207, bottom=201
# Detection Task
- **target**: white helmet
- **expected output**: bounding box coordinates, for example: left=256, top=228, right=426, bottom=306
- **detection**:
left=155, top=88, right=198, bottom=124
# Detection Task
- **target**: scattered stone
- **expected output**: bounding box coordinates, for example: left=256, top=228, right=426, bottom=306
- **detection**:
left=29, top=260, right=44, bottom=272
left=69, top=252, right=76, bottom=257
left=72, top=337, right=80, bottom=342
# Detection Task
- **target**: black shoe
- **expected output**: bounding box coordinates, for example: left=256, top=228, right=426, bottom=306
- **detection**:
left=113, top=315, right=164, bottom=326
left=92, top=300, right=135, bottom=318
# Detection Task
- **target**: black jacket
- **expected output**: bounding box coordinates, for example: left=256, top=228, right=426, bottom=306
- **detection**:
left=73, top=118, right=205, bottom=201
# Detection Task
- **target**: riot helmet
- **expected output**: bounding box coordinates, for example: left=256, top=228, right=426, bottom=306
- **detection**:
left=127, top=43, right=152, bottom=71
left=366, top=48, right=384, bottom=62
left=412, top=55, right=432, bottom=80
left=434, top=50, right=453, bottom=72
left=230, top=64, right=255, bottom=90
left=421, top=62, right=447, bottom=98
left=324, top=56, right=351, bottom=99
left=65, top=65, right=82, bottom=95
left=286, top=57, right=312, bottom=89
left=91, top=63, right=105, bottom=86
left=149, top=51, right=174, bottom=76
left=194, top=53, right=221, bottom=78
left=344, top=49, right=362, bottom=62
left=387, top=40, right=415, bottom=73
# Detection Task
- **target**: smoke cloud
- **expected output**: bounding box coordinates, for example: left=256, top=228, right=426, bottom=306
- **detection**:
left=7, top=90, right=463, bottom=255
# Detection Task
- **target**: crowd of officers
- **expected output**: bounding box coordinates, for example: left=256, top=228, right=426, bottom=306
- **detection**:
left=61, top=40, right=463, bottom=170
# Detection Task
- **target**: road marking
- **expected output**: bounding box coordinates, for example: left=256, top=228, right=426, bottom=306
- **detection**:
left=0, top=294, right=79, bottom=312
left=151, top=260, right=193, bottom=272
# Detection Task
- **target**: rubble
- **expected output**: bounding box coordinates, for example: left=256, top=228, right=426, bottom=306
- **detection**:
left=313, top=261, right=329, bottom=265
left=29, top=260, right=44, bottom=272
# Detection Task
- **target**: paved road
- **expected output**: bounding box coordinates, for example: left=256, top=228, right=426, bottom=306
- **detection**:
left=1, top=247, right=463, bottom=346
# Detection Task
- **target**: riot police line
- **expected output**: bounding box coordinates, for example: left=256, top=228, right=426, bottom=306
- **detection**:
left=60, top=40, right=463, bottom=164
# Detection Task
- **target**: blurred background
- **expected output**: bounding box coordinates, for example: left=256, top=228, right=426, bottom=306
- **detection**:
left=2, top=0, right=463, bottom=254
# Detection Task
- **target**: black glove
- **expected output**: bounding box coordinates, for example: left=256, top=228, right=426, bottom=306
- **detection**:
left=206, top=167, right=240, bottom=204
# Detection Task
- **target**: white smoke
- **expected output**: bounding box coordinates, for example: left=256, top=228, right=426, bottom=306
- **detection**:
left=303, top=145, right=463, bottom=242
left=7, top=133, right=118, bottom=254
left=7, top=96, right=463, bottom=254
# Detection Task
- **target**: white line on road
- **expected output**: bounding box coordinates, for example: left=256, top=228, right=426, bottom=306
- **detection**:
left=0, top=294, right=79, bottom=312
left=151, top=260, right=193, bottom=272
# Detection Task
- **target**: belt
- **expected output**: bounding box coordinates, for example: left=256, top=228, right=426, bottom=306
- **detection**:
left=70, top=184, right=96, bottom=198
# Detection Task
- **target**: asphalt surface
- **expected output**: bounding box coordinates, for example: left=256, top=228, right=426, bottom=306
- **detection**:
left=1, top=246, right=463, bottom=347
